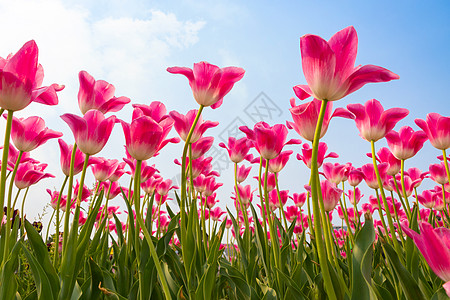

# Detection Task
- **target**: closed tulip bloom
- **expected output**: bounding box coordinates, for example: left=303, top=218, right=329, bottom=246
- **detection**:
left=132, top=101, right=170, bottom=123
left=61, top=110, right=116, bottom=155
left=58, top=139, right=103, bottom=176
left=169, top=109, right=218, bottom=143
left=402, top=222, right=450, bottom=297
left=415, top=190, right=436, bottom=209
left=167, top=61, right=245, bottom=109
left=292, top=192, right=307, bottom=208
left=346, top=99, right=408, bottom=142
left=15, top=161, right=54, bottom=189
left=294, top=26, right=399, bottom=102
left=268, top=150, right=293, bottom=173
left=219, top=137, right=253, bottom=163
left=415, top=113, right=450, bottom=150
left=297, top=142, right=338, bottom=169
left=77, top=70, right=130, bottom=115
left=11, top=116, right=62, bottom=152
left=308, top=180, right=342, bottom=212
left=285, top=206, right=299, bottom=223
left=156, top=179, right=178, bottom=196
left=73, top=180, right=91, bottom=202
left=322, top=162, right=352, bottom=185
left=91, top=158, right=120, bottom=182
left=240, top=122, right=301, bottom=160
left=368, top=147, right=401, bottom=176
left=191, top=136, right=214, bottom=160
left=236, top=165, right=252, bottom=183
left=362, top=162, right=389, bottom=189
left=406, top=167, right=429, bottom=188
left=0, top=40, right=63, bottom=111
left=347, top=167, right=365, bottom=187
left=429, top=163, right=449, bottom=185
left=287, top=98, right=353, bottom=141
left=385, top=126, right=428, bottom=160
left=234, top=184, right=254, bottom=206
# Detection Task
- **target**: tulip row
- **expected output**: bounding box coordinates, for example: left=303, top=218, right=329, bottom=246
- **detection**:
left=0, top=26, right=449, bottom=300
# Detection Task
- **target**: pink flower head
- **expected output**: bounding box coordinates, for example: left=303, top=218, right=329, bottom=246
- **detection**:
left=236, top=165, right=252, bottom=183
left=169, top=109, right=218, bottom=143
left=294, top=26, right=399, bottom=102
left=167, top=61, right=245, bottom=109
left=73, top=180, right=91, bottom=202
left=362, top=202, right=373, bottom=214
left=155, top=193, right=170, bottom=205
left=297, top=142, right=338, bottom=169
left=322, top=162, right=352, bottom=185
left=204, top=193, right=219, bottom=209
left=191, top=136, right=214, bottom=160
left=292, top=192, right=307, bottom=208
left=233, top=184, right=254, bottom=206
left=101, top=181, right=123, bottom=200
left=210, top=206, right=226, bottom=221
left=91, top=158, right=120, bottom=182
left=362, top=162, right=389, bottom=189
left=287, top=98, right=353, bottom=141
left=121, top=113, right=179, bottom=161
left=429, top=163, right=449, bottom=185
left=240, top=122, right=301, bottom=160
left=385, top=126, right=428, bottom=160
left=346, top=99, right=409, bottom=142
left=268, top=150, right=293, bottom=173
left=256, top=172, right=276, bottom=192
left=58, top=139, right=102, bottom=176
left=346, top=187, right=364, bottom=205
left=156, top=179, right=178, bottom=196
left=61, top=110, right=116, bottom=155
left=368, top=147, right=401, bottom=176
left=285, top=205, right=299, bottom=223
left=203, top=176, right=223, bottom=197
left=415, top=189, right=436, bottom=209
left=108, top=162, right=130, bottom=182
left=10, top=116, right=62, bottom=152
left=388, top=174, right=414, bottom=197
left=132, top=101, right=170, bottom=124
left=141, top=175, right=163, bottom=195
left=415, top=113, right=450, bottom=150
left=15, top=161, right=54, bottom=189
left=219, top=137, right=253, bottom=163
left=0, top=40, right=63, bottom=111
left=47, top=189, right=70, bottom=211
left=268, top=189, right=289, bottom=210
left=77, top=70, right=130, bottom=115
left=306, top=180, right=342, bottom=212
left=347, top=167, right=365, bottom=187
left=402, top=221, right=450, bottom=295
left=406, top=167, right=429, bottom=188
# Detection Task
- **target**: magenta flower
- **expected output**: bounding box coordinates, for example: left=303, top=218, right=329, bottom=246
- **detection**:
left=141, top=175, right=163, bottom=195
left=47, top=189, right=69, bottom=211
left=285, top=205, right=299, bottom=223
left=294, top=26, right=399, bottom=102
left=73, top=180, right=91, bottom=202
left=415, top=113, right=450, bottom=150
left=385, top=126, right=428, bottom=160
left=346, top=187, right=364, bottom=205
left=10, top=116, right=62, bottom=152
left=429, top=163, right=448, bottom=185
left=236, top=165, right=252, bottom=183
left=58, top=139, right=102, bottom=176
left=156, top=179, right=178, bottom=196
left=133, top=101, right=170, bottom=124
left=346, top=99, right=409, bottom=142
left=368, top=147, right=401, bottom=176
left=101, top=181, right=123, bottom=200
left=61, top=110, right=116, bottom=155
left=210, top=207, right=226, bottom=222
left=219, top=137, right=253, bottom=163
left=1, top=144, right=37, bottom=171
left=415, top=190, right=436, bottom=209
left=306, top=180, right=342, bottom=212
left=268, top=150, right=293, bottom=173
left=0, top=40, right=63, bottom=111
left=233, top=184, right=254, bottom=207
left=108, top=162, right=130, bottom=182
left=240, top=122, right=301, bottom=160
left=296, top=142, right=338, bottom=169
left=402, top=222, right=450, bottom=297
left=169, top=109, right=218, bottom=143
left=322, top=162, right=352, bottom=185
left=191, top=136, right=214, bottom=160
left=287, top=98, right=353, bottom=141
left=362, top=162, right=389, bottom=189
left=292, top=192, right=307, bottom=208
left=15, top=161, right=54, bottom=189
left=77, top=70, right=130, bottom=115
left=268, top=189, right=289, bottom=210
left=347, top=167, right=365, bottom=187
left=406, top=167, right=429, bottom=188
left=167, top=61, right=245, bottom=109
left=91, top=158, right=120, bottom=182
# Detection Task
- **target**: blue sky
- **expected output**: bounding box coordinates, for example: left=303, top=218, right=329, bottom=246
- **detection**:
left=1, top=0, right=449, bottom=223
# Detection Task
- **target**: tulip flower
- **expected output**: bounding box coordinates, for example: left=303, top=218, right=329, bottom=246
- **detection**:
left=429, top=163, right=449, bottom=185
left=169, top=109, right=218, bottom=143
left=1, top=144, right=37, bottom=171
left=322, top=162, right=352, bottom=185
left=405, top=167, right=429, bottom=188
left=415, top=190, right=436, bottom=209
left=58, top=139, right=102, bottom=176
left=415, top=113, right=450, bottom=150
left=101, top=181, right=123, bottom=200
left=14, top=161, right=54, bottom=189
left=189, top=136, right=214, bottom=160
left=292, top=192, right=307, bottom=208
left=368, top=147, right=401, bottom=176
left=210, top=207, right=226, bottom=221
left=236, top=165, right=252, bottom=183
left=346, top=187, right=364, bottom=205
left=287, top=98, right=354, bottom=141
left=77, top=70, right=130, bottom=115
left=108, top=162, right=130, bottom=182
left=402, top=222, right=450, bottom=297
left=141, top=175, right=163, bottom=195
left=268, top=150, right=293, bottom=173
left=47, top=189, right=70, bottom=211
left=347, top=167, right=365, bottom=187
left=0, top=40, right=63, bottom=111
left=233, top=184, right=254, bottom=206
left=240, top=122, right=301, bottom=160
left=10, top=116, right=62, bottom=153
left=346, top=99, right=409, bottom=142
left=293, top=26, right=399, bottom=102
left=219, top=137, right=253, bottom=163
left=296, top=142, right=338, bottom=169
left=167, top=61, right=245, bottom=109
left=73, top=180, right=91, bottom=202
left=362, top=162, right=389, bottom=189
left=385, top=126, right=428, bottom=160
left=306, top=180, right=342, bottom=212
left=285, top=205, right=299, bottom=223
left=156, top=179, right=178, bottom=196
left=132, top=101, right=170, bottom=124
left=91, top=158, right=120, bottom=182
left=61, top=110, right=116, bottom=155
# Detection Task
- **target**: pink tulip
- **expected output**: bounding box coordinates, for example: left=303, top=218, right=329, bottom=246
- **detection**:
left=156, top=179, right=178, bottom=196
left=58, top=139, right=102, bottom=176
left=368, top=147, right=401, bottom=176
left=415, top=113, right=450, bottom=150
left=219, top=137, right=253, bottom=163
left=346, top=187, right=364, bottom=205
left=268, top=150, right=293, bottom=173
left=236, top=165, right=252, bottom=183
left=362, top=162, right=389, bottom=189
left=169, top=109, right=218, bottom=143
left=316, top=180, right=342, bottom=212
left=385, top=126, right=428, bottom=160
left=1, top=144, right=37, bottom=171
left=233, top=184, right=254, bottom=207
left=294, top=26, right=399, bottom=102
left=10, top=116, right=62, bottom=152
left=402, top=222, right=450, bottom=297
left=429, top=163, right=449, bottom=185
left=405, top=167, right=429, bottom=188
left=204, top=193, right=219, bottom=209
left=101, top=181, right=123, bottom=200
left=0, top=40, right=63, bottom=111
left=362, top=203, right=374, bottom=214
left=14, top=161, right=54, bottom=189
left=347, top=167, right=365, bottom=187
left=296, top=142, right=338, bottom=169
left=91, top=158, right=120, bottom=182
left=268, top=189, right=289, bottom=210
left=47, top=189, right=70, bottom=211
left=108, top=162, right=130, bottom=182
left=132, top=101, right=170, bottom=123
left=203, top=176, right=223, bottom=197
left=287, top=98, right=353, bottom=141
left=285, top=205, right=299, bottom=223
left=191, top=136, right=214, bottom=160
left=77, top=70, right=130, bottom=115
left=322, top=162, right=352, bottom=185
left=388, top=174, right=414, bottom=197
left=415, top=190, right=436, bottom=209
left=346, top=99, right=409, bottom=142
left=155, top=193, right=170, bottom=205
left=167, top=61, right=245, bottom=109
left=210, top=207, right=226, bottom=222
left=61, top=110, right=116, bottom=155
left=73, top=180, right=91, bottom=202
left=257, top=173, right=276, bottom=192
left=292, top=192, right=307, bottom=208
left=141, top=175, right=163, bottom=195
left=240, top=122, right=301, bottom=160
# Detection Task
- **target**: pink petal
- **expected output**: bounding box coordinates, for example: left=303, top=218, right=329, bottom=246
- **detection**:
left=345, top=64, right=400, bottom=96
left=293, top=84, right=312, bottom=100
left=166, top=66, right=194, bottom=83
left=4, top=40, right=38, bottom=84
left=328, top=26, right=358, bottom=80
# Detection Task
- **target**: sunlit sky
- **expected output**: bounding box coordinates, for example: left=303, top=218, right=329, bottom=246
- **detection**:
left=1, top=0, right=449, bottom=224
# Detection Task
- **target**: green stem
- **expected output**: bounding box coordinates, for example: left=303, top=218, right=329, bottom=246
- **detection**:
left=274, top=173, right=289, bottom=231
left=53, top=176, right=68, bottom=266
left=62, top=144, right=78, bottom=252
left=400, top=160, right=411, bottom=219
left=0, top=110, right=13, bottom=226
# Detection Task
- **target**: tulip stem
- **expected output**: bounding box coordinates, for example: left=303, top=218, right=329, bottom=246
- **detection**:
left=53, top=175, right=68, bottom=267
left=309, top=99, right=337, bottom=300
left=400, top=160, right=411, bottom=219
left=62, top=144, right=78, bottom=253
left=442, top=149, right=450, bottom=187
left=0, top=110, right=13, bottom=231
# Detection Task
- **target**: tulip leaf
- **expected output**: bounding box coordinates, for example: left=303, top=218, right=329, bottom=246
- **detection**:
left=0, top=241, right=20, bottom=300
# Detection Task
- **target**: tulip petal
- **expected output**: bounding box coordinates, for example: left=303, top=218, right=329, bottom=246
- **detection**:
left=345, top=64, right=400, bottom=96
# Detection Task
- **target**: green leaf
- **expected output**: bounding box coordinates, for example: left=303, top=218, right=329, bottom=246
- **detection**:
left=0, top=241, right=20, bottom=300
left=431, top=287, right=450, bottom=300
left=79, top=258, right=103, bottom=300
